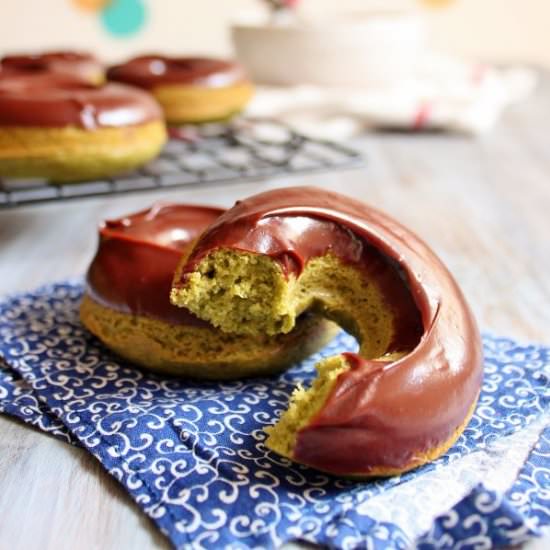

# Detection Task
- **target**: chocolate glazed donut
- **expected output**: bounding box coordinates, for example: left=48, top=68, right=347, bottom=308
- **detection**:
left=80, top=202, right=339, bottom=379
left=0, top=74, right=166, bottom=181
left=1, top=51, right=104, bottom=83
left=106, top=55, right=246, bottom=89
left=0, top=74, right=161, bottom=129
left=107, top=55, right=254, bottom=124
left=170, top=187, right=483, bottom=476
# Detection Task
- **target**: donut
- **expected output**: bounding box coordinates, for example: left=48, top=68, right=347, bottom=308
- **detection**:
left=107, top=55, right=254, bottom=124
left=1, top=50, right=104, bottom=84
left=0, top=74, right=166, bottom=182
left=170, top=187, right=484, bottom=477
left=80, top=202, right=338, bottom=379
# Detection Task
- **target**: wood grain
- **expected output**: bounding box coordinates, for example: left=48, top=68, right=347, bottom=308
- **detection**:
left=0, top=76, right=549, bottom=550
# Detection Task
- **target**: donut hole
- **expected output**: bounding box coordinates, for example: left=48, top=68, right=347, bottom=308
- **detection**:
left=290, top=255, right=397, bottom=359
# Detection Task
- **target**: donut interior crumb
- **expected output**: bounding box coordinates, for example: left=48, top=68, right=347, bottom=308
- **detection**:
left=265, top=355, right=350, bottom=459
left=171, top=249, right=295, bottom=336
left=171, top=250, right=397, bottom=359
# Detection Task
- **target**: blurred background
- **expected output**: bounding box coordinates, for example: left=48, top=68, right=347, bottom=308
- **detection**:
left=1, top=0, right=546, bottom=139
left=0, top=0, right=548, bottom=67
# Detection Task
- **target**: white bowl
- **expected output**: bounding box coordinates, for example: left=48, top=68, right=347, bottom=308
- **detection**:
left=232, top=10, right=426, bottom=88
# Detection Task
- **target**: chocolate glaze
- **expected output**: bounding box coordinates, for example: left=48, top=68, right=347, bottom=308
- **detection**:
left=86, top=203, right=223, bottom=326
left=1, top=51, right=103, bottom=82
left=107, top=55, right=247, bottom=90
left=0, top=74, right=163, bottom=129
left=173, top=186, right=483, bottom=474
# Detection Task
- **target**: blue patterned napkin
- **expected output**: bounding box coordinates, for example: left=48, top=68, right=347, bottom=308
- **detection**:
left=0, top=359, right=76, bottom=444
left=0, top=281, right=548, bottom=550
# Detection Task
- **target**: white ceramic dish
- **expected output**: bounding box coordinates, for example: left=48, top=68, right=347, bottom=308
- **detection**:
left=232, top=10, right=426, bottom=88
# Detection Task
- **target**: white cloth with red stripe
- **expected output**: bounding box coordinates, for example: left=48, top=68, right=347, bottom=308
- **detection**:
left=245, top=53, right=537, bottom=139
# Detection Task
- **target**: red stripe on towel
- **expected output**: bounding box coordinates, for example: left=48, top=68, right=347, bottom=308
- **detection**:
left=413, top=101, right=432, bottom=130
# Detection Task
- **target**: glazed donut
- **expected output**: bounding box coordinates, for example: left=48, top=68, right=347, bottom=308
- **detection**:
left=170, top=187, right=484, bottom=477
left=80, top=203, right=338, bottom=379
left=0, top=74, right=166, bottom=182
left=107, top=55, right=254, bottom=124
left=1, top=50, right=104, bottom=84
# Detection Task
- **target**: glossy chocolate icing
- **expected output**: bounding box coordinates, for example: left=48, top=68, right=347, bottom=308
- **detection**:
left=1, top=51, right=103, bottom=82
left=0, top=74, right=163, bottom=129
left=173, top=186, right=483, bottom=474
left=107, top=55, right=247, bottom=89
left=86, top=203, right=223, bottom=326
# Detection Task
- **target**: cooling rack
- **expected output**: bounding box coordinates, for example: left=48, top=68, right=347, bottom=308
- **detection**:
left=0, top=118, right=364, bottom=209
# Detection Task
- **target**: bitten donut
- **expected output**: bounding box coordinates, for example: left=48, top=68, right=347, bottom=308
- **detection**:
left=1, top=50, right=104, bottom=84
left=170, top=187, right=484, bottom=477
left=107, top=55, right=254, bottom=124
left=80, top=203, right=338, bottom=379
left=0, top=74, right=166, bottom=181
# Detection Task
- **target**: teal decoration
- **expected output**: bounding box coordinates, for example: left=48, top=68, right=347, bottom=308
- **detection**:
left=100, top=0, right=147, bottom=37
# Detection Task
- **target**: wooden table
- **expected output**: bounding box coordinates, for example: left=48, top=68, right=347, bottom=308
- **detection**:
left=1, top=78, right=549, bottom=549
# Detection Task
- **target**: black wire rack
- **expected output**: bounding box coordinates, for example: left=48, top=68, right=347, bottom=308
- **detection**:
left=0, top=118, right=364, bottom=209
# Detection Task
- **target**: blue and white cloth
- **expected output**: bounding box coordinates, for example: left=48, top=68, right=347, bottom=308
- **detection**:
left=0, top=281, right=548, bottom=550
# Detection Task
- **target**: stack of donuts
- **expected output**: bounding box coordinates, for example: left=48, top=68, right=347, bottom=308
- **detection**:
left=81, top=186, right=484, bottom=478
left=0, top=50, right=254, bottom=182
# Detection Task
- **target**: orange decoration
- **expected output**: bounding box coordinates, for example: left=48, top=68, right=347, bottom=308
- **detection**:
left=420, top=0, right=455, bottom=8
left=70, top=0, right=110, bottom=11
